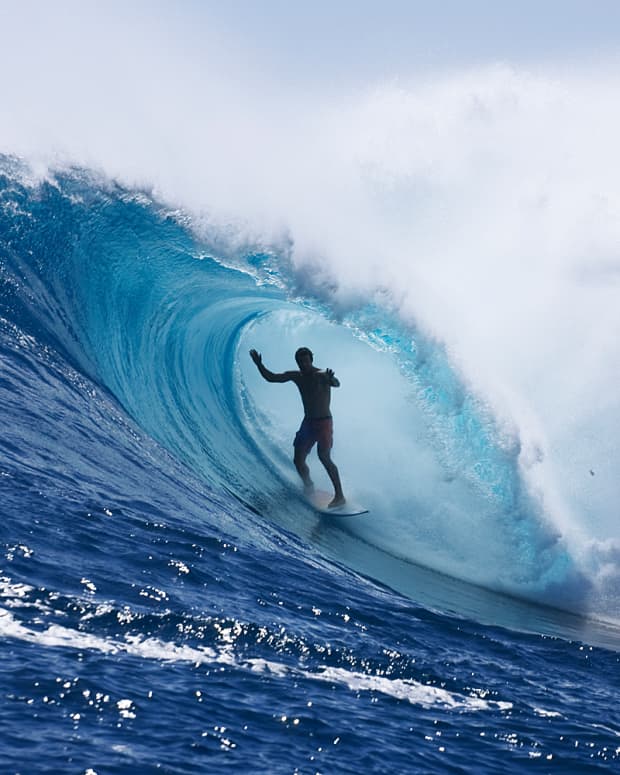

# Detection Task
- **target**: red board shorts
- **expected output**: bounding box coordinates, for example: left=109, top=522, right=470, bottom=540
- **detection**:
left=293, top=416, right=333, bottom=456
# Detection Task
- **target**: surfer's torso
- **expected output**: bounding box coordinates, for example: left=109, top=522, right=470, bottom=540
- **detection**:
left=291, top=368, right=333, bottom=419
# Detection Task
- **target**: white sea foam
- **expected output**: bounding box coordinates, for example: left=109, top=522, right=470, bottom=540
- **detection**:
left=312, top=666, right=512, bottom=712
left=0, top=605, right=506, bottom=713
left=0, top=607, right=217, bottom=662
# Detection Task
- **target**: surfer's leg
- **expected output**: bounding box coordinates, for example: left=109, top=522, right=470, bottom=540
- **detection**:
left=317, top=444, right=345, bottom=507
left=293, top=419, right=315, bottom=492
left=294, top=448, right=314, bottom=492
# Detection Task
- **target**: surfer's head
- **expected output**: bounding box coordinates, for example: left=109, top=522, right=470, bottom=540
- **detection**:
left=295, top=347, right=313, bottom=371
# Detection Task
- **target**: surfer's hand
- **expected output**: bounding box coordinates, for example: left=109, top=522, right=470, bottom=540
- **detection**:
left=325, top=368, right=340, bottom=387
left=250, top=349, right=262, bottom=366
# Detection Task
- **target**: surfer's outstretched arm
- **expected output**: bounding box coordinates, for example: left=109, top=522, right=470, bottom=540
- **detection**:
left=249, top=349, right=296, bottom=383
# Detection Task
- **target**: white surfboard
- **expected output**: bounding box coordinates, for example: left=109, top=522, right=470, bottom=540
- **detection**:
left=304, top=489, right=369, bottom=517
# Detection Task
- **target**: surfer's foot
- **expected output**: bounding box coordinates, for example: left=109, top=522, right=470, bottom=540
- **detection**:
left=303, top=482, right=315, bottom=495
left=328, top=495, right=346, bottom=509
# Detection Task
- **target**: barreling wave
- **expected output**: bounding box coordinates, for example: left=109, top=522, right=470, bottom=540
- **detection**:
left=0, top=156, right=615, bottom=620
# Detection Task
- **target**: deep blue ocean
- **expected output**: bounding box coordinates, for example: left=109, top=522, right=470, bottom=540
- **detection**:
left=1, top=157, right=619, bottom=774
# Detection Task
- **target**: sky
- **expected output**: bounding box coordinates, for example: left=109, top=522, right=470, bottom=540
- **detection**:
left=190, top=0, right=620, bottom=84
left=4, top=1, right=620, bottom=95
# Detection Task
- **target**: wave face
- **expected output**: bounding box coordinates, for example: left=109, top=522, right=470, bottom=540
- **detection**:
left=0, top=158, right=616, bottom=616
left=1, top=158, right=620, bottom=773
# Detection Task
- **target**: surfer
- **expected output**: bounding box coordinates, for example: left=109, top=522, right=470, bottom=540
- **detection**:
left=249, top=347, right=346, bottom=508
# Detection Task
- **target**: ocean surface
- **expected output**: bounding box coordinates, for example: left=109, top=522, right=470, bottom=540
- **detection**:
left=1, top=157, right=619, bottom=774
